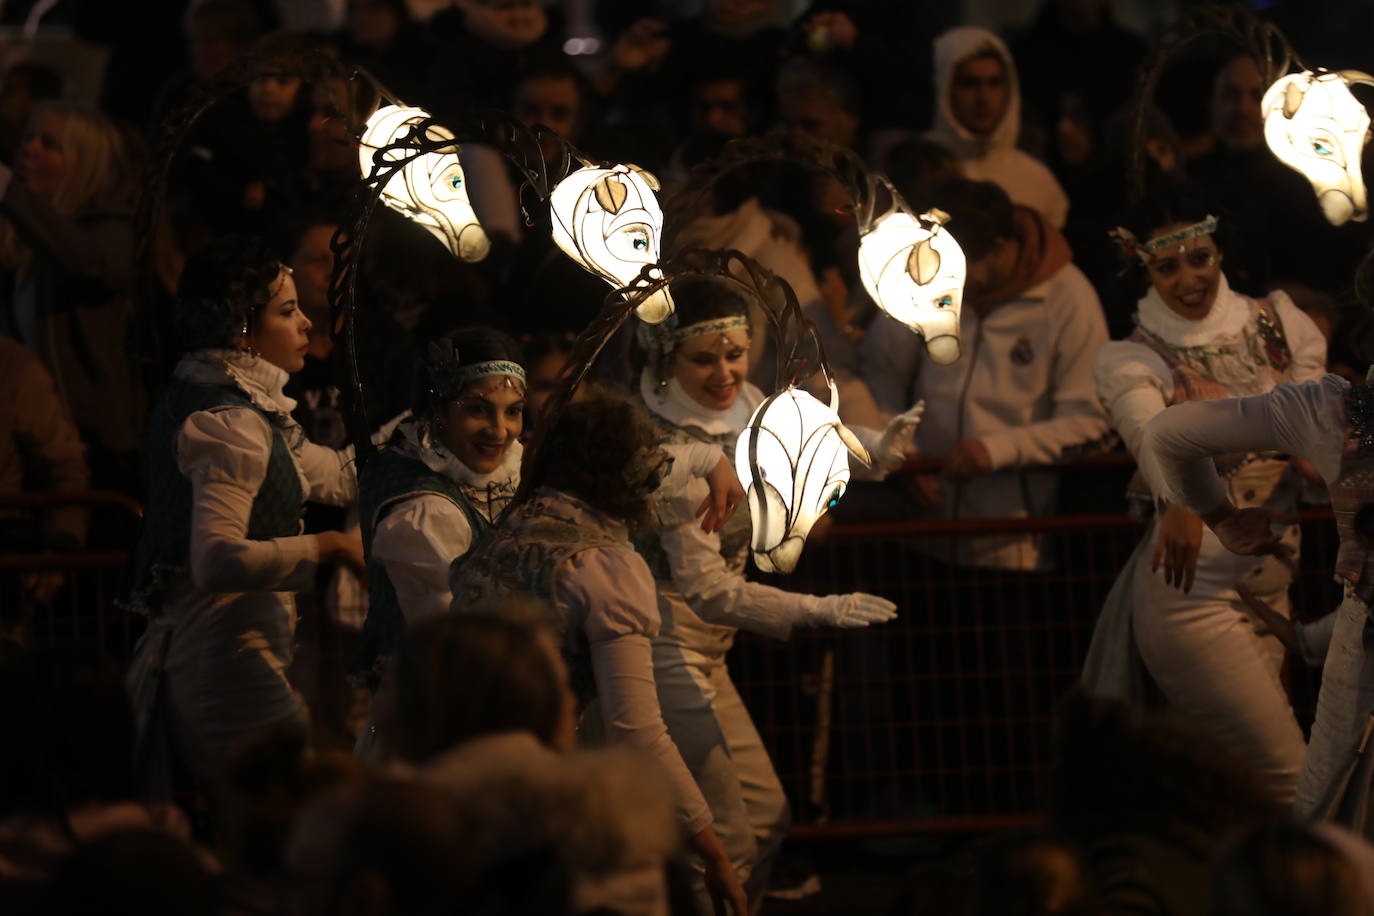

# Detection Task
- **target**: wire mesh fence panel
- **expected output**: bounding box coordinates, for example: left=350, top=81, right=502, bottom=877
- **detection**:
left=0, top=491, right=145, bottom=664
left=729, top=511, right=1341, bottom=835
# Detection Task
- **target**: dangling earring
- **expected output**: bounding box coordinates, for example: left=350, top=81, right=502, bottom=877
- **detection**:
left=240, top=321, right=258, bottom=358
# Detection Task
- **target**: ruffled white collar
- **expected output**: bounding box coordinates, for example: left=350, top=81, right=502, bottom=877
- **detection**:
left=174, top=349, right=298, bottom=422
left=1136, top=271, right=1249, bottom=348
left=638, top=369, right=762, bottom=438
left=396, top=415, right=523, bottom=490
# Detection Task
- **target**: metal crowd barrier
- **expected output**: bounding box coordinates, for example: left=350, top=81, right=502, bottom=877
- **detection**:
left=0, top=489, right=1345, bottom=839
left=0, top=490, right=145, bottom=660
left=730, top=508, right=1342, bottom=837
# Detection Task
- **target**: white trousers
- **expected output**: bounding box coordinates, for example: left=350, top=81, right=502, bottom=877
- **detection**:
left=650, top=624, right=790, bottom=915
left=1296, top=594, right=1374, bottom=816
left=1132, top=518, right=1306, bottom=805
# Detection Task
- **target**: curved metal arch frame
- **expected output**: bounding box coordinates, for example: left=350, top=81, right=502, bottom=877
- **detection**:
left=512, top=247, right=833, bottom=511
left=1124, top=4, right=1300, bottom=203
left=328, top=109, right=608, bottom=459
left=666, top=131, right=926, bottom=242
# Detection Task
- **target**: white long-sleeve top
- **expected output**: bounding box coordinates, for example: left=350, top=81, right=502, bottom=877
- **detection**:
left=166, top=350, right=356, bottom=615
left=542, top=492, right=716, bottom=835
left=373, top=413, right=724, bottom=628
left=642, top=374, right=819, bottom=649
left=1094, top=277, right=1327, bottom=500
left=371, top=421, right=523, bottom=626
left=1146, top=375, right=1350, bottom=514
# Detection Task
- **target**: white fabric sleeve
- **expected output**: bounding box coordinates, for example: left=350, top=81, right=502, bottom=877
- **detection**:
left=176, top=408, right=320, bottom=593
left=371, top=494, right=473, bottom=625
left=1094, top=341, right=1173, bottom=498
left=653, top=442, right=725, bottom=529
left=1144, top=375, right=1349, bottom=513
left=981, top=283, right=1113, bottom=470
left=1294, top=613, right=1336, bottom=667
left=1272, top=292, right=1329, bottom=384
left=658, top=512, right=808, bottom=640
left=297, top=440, right=356, bottom=507
left=555, top=548, right=715, bottom=836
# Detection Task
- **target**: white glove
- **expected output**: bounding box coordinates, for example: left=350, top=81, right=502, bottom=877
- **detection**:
left=869, top=401, right=925, bottom=477
left=806, top=592, right=898, bottom=628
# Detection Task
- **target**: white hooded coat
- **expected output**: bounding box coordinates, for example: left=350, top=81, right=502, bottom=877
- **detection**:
left=927, top=27, right=1069, bottom=229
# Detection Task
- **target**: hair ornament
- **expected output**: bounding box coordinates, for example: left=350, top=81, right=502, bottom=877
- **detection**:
left=669, top=315, right=751, bottom=347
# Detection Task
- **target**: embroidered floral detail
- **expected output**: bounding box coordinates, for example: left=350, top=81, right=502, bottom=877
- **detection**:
left=1255, top=308, right=1292, bottom=372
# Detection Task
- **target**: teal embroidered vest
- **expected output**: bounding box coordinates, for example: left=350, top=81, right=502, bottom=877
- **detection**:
left=449, top=489, right=625, bottom=703
left=126, top=380, right=304, bottom=613
left=354, top=446, right=488, bottom=676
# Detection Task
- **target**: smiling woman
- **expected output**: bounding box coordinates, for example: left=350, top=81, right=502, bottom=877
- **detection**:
left=355, top=326, right=528, bottom=686
left=630, top=275, right=899, bottom=911
left=1085, top=185, right=1329, bottom=805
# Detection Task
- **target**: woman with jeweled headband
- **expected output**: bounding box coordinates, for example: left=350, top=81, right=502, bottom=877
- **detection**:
left=1141, top=243, right=1374, bottom=822
left=1084, top=186, right=1327, bottom=806
left=354, top=326, right=528, bottom=685
left=630, top=275, right=914, bottom=911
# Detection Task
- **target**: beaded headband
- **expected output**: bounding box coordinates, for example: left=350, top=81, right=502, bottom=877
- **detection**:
left=426, top=338, right=526, bottom=403
left=1109, top=215, right=1219, bottom=263
left=456, top=360, right=527, bottom=386
left=669, top=315, right=751, bottom=346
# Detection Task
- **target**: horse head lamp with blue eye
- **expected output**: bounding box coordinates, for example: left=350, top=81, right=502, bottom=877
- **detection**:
left=1262, top=70, right=1374, bottom=226
left=548, top=163, right=674, bottom=324
left=857, top=208, right=967, bottom=365
left=734, top=383, right=870, bottom=574
left=359, top=104, right=491, bottom=262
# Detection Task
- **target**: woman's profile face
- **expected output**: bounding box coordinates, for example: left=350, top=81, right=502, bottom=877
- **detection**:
left=245, top=268, right=312, bottom=373
left=17, top=108, right=69, bottom=199
left=438, top=377, right=525, bottom=474
left=1144, top=223, right=1224, bottom=321
left=672, top=325, right=750, bottom=412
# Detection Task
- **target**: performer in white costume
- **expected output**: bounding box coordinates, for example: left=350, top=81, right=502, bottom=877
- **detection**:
left=125, top=237, right=360, bottom=805
left=1084, top=191, right=1326, bottom=805
left=633, top=276, right=913, bottom=911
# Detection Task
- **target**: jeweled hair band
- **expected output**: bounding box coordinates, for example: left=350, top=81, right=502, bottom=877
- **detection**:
left=1109, top=215, right=1219, bottom=263
left=670, top=315, right=750, bottom=346
left=455, top=360, right=527, bottom=385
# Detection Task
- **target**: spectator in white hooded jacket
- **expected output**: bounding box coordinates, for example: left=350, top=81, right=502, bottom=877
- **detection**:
left=927, top=26, right=1069, bottom=229
left=858, top=180, right=1110, bottom=570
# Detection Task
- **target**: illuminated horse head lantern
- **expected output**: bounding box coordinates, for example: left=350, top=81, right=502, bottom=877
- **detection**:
left=857, top=208, right=966, bottom=365
left=359, top=105, right=491, bottom=261
left=1262, top=70, right=1374, bottom=226
left=735, top=381, right=870, bottom=574
left=549, top=163, right=674, bottom=324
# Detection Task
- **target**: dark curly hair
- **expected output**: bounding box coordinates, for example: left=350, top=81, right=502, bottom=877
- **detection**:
left=1119, top=183, right=1236, bottom=261
left=412, top=326, right=525, bottom=419
left=634, top=274, right=753, bottom=382
left=174, top=235, right=286, bottom=353
left=527, top=387, right=664, bottom=528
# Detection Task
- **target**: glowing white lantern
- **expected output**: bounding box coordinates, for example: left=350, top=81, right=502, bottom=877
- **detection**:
left=734, top=382, right=870, bottom=574
left=1262, top=70, right=1373, bottom=226
left=857, top=208, right=966, bottom=365
left=548, top=163, right=674, bottom=324
left=359, top=104, right=491, bottom=262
